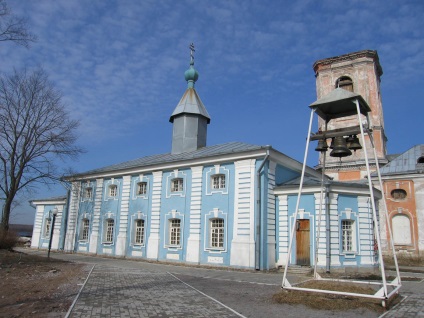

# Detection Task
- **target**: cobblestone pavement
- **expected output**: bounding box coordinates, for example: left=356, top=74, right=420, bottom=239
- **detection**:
left=16, top=249, right=424, bottom=318
left=70, top=264, right=241, bottom=318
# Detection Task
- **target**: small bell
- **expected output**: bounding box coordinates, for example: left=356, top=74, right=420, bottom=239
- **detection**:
left=330, top=136, right=352, bottom=157
left=315, top=139, right=328, bottom=152
left=346, top=135, right=362, bottom=151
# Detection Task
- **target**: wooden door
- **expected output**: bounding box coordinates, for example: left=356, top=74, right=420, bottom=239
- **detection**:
left=296, top=219, right=310, bottom=266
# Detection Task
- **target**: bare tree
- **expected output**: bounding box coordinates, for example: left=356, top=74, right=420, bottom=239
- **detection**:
left=0, top=68, right=82, bottom=232
left=0, top=0, right=37, bottom=48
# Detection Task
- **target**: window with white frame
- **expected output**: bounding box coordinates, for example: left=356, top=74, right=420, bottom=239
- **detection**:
left=210, top=218, right=224, bottom=248
left=136, top=182, right=147, bottom=195
left=80, top=219, right=90, bottom=241
left=134, top=219, right=145, bottom=245
left=109, top=185, right=117, bottom=197
left=104, top=219, right=114, bottom=243
left=212, top=174, right=225, bottom=189
left=169, top=219, right=181, bottom=246
left=171, top=178, right=183, bottom=192
left=341, top=220, right=355, bottom=252
left=44, top=218, right=51, bottom=238
left=84, top=187, right=93, bottom=200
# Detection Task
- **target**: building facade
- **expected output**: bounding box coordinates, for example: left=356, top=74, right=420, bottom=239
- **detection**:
left=31, top=52, right=380, bottom=270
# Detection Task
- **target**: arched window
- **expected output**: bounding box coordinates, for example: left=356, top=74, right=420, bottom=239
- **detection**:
left=391, top=189, right=407, bottom=200
left=336, top=76, right=353, bottom=92
left=417, top=156, right=424, bottom=164
left=392, top=215, right=412, bottom=245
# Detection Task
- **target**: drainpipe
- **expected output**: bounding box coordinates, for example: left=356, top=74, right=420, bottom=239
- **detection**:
left=325, top=182, right=331, bottom=273
left=255, top=149, right=270, bottom=271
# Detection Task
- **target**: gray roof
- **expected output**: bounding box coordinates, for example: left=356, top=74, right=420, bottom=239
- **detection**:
left=376, top=145, right=424, bottom=176
left=277, top=175, right=369, bottom=190
left=309, top=88, right=370, bottom=120
left=31, top=195, right=67, bottom=202
left=170, top=88, right=211, bottom=123
left=70, top=142, right=268, bottom=178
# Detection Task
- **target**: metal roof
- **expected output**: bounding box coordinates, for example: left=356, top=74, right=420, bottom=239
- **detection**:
left=309, top=88, right=371, bottom=121
left=377, top=145, right=424, bottom=176
left=276, top=175, right=368, bottom=189
left=169, top=88, right=211, bottom=123
left=70, top=142, right=267, bottom=178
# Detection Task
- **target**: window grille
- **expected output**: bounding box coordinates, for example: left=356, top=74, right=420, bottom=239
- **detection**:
left=169, top=219, right=181, bottom=245
left=44, top=218, right=51, bottom=237
left=135, top=220, right=145, bottom=244
left=341, top=220, right=354, bottom=252
left=105, top=219, right=114, bottom=243
left=137, top=182, right=147, bottom=195
left=210, top=218, right=224, bottom=248
left=171, top=178, right=183, bottom=192
left=109, top=185, right=117, bottom=197
left=212, top=174, right=226, bottom=189
left=81, top=219, right=90, bottom=241
left=85, top=187, right=93, bottom=199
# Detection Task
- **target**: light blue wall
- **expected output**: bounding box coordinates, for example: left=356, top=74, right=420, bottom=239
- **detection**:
left=75, top=180, right=96, bottom=251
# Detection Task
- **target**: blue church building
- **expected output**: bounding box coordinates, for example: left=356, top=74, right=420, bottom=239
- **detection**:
left=30, top=52, right=379, bottom=271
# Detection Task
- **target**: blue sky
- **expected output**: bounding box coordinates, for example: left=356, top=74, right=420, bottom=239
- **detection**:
left=2, top=0, right=423, bottom=224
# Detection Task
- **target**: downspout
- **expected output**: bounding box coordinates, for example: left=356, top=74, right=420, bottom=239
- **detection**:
left=325, top=182, right=331, bottom=273
left=255, top=149, right=270, bottom=271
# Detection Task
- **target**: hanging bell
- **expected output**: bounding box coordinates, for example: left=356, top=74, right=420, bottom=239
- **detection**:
left=346, top=135, right=362, bottom=151
left=315, top=139, right=328, bottom=152
left=330, top=136, right=352, bottom=157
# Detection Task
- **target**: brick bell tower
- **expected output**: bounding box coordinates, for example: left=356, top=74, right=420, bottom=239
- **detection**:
left=313, top=50, right=388, bottom=181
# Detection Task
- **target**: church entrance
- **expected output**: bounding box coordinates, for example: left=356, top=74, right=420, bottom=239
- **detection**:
left=296, top=219, right=310, bottom=266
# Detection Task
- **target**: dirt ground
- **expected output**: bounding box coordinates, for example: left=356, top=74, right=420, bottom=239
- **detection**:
left=0, top=250, right=90, bottom=318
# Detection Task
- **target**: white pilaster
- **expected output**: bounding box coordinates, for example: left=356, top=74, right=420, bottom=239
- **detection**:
left=147, top=171, right=162, bottom=259
left=31, top=205, right=44, bottom=248
left=276, top=194, right=289, bottom=265
left=186, top=166, right=203, bottom=263
left=89, top=178, right=103, bottom=253
left=64, top=182, right=81, bottom=252
left=230, top=159, right=256, bottom=268
left=116, top=175, right=131, bottom=256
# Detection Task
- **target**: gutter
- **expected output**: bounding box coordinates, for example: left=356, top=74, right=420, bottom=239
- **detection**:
left=255, top=149, right=270, bottom=270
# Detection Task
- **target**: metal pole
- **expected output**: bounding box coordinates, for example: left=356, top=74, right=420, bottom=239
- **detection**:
left=47, top=208, right=58, bottom=259
left=282, top=108, right=315, bottom=287
left=354, top=99, right=388, bottom=298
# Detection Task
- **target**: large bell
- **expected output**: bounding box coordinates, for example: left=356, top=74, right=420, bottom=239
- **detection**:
left=346, top=135, right=362, bottom=151
left=330, top=136, right=352, bottom=157
left=315, top=139, right=328, bottom=152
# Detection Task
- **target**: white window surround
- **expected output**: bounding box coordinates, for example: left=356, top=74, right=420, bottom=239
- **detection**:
left=132, top=175, right=149, bottom=200
left=130, top=211, right=147, bottom=247
left=205, top=165, right=229, bottom=195
left=164, top=210, right=184, bottom=249
left=103, top=179, right=121, bottom=201
left=81, top=181, right=94, bottom=202
left=339, top=209, right=358, bottom=255
left=165, top=170, right=187, bottom=198
left=204, top=208, right=227, bottom=252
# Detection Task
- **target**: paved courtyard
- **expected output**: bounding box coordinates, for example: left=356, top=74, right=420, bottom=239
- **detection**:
left=18, top=249, right=424, bottom=318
